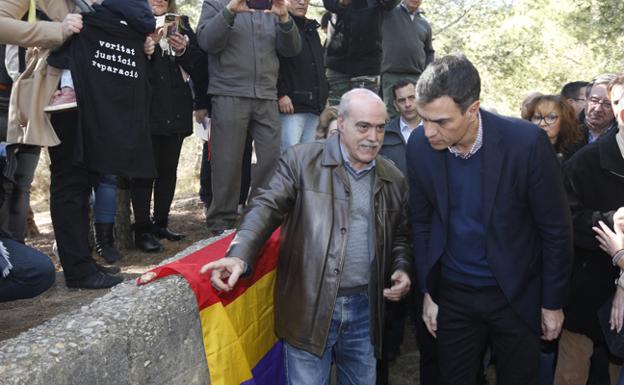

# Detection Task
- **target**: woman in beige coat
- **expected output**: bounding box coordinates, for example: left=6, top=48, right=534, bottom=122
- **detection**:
left=0, top=0, right=123, bottom=289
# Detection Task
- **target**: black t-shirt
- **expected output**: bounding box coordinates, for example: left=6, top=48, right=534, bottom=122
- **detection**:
left=67, top=12, right=156, bottom=178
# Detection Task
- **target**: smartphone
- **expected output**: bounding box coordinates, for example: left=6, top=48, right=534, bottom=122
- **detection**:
left=164, top=14, right=180, bottom=37
left=246, top=0, right=272, bottom=10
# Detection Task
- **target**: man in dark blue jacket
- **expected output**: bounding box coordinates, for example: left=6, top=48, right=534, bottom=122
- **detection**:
left=406, top=54, right=573, bottom=385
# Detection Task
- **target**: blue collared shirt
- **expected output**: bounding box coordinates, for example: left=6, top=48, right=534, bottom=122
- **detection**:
left=588, top=121, right=617, bottom=143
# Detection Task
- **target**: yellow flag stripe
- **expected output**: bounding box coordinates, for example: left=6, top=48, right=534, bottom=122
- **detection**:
left=199, top=270, right=278, bottom=385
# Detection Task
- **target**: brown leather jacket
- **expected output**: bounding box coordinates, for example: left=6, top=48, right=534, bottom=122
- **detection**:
left=227, top=134, right=411, bottom=357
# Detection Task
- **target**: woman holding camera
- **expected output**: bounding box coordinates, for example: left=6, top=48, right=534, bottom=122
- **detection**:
left=131, top=0, right=209, bottom=252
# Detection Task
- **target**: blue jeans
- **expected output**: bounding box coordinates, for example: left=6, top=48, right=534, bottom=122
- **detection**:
left=618, top=367, right=624, bottom=385
left=284, top=293, right=376, bottom=385
left=93, top=174, right=117, bottom=223
left=280, top=113, right=319, bottom=153
left=0, top=238, right=55, bottom=302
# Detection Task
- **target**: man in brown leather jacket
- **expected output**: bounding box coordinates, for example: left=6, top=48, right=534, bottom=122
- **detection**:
left=201, top=88, right=411, bottom=385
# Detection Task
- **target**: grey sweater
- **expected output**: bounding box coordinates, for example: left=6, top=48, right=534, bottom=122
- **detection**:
left=340, top=169, right=375, bottom=290
left=381, top=6, right=434, bottom=75
left=196, top=0, right=301, bottom=100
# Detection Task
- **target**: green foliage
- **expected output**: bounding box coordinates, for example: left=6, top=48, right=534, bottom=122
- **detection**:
left=425, top=0, right=624, bottom=115
left=175, top=0, right=624, bottom=115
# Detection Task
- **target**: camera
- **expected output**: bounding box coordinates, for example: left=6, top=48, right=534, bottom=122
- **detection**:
left=246, top=0, right=272, bottom=10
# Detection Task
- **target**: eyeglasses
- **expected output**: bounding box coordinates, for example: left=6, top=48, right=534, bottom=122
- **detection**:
left=588, top=97, right=612, bottom=110
left=570, top=98, right=586, bottom=102
left=531, top=113, right=559, bottom=125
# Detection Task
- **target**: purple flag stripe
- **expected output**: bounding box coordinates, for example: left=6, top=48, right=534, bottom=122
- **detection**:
left=240, top=341, right=286, bottom=385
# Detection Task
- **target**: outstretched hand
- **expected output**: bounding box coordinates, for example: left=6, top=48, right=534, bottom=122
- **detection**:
left=226, top=0, right=253, bottom=14
left=199, top=257, right=246, bottom=292
left=266, top=0, right=290, bottom=23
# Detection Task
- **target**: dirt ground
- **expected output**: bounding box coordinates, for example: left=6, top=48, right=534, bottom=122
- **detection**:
left=0, top=194, right=445, bottom=384
left=0, top=196, right=208, bottom=342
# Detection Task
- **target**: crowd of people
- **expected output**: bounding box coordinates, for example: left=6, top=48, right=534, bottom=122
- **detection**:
left=0, top=0, right=624, bottom=385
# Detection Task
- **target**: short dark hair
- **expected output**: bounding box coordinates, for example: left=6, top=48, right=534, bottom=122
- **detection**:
left=392, top=79, right=416, bottom=99
left=560, top=81, right=589, bottom=99
left=415, top=54, right=480, bottom=113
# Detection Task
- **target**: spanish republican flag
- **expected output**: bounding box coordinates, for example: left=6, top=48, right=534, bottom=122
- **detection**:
left=138, top=230, right=284, bottom=385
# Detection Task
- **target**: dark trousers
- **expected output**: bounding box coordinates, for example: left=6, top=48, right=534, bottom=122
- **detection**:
left=437, top=281, right=540, bottom=385
left=48, top=111, right=99, bottom=281
left=199, top=135, right=252, bottom=207
left=414, top=291, right=441, bottom=385
left=205, top=96, right=280, bottom=230
left=0, top=144, right=40, bottom=242
left=130, top=134, right=185, bottom=228
left=0, top=237, right=55, bottom=302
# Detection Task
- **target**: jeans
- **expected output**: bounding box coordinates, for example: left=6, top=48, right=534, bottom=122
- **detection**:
left=279, top=113, right=319, bottom=153
left=284, top=293, right=376, bottom=385
left=0, top=238, right=55, bottom=302
left=93, top=174, right=117, bottom=223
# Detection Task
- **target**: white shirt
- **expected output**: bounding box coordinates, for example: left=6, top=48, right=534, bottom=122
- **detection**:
left=400, top=3, right=423, bottom=21
left=617, top=129, right=624, bottom=160
left=399, top=117, right=416, bottom=144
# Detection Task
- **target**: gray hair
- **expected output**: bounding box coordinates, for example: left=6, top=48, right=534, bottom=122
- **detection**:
left=337, top=88, right=384, bottom=118
left=416, top=54, right=481, bottom=113
left=587, top=73, right=617, bottom=97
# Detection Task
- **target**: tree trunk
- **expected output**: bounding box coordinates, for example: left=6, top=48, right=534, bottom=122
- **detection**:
left=115, top=177, right=134, bottom=250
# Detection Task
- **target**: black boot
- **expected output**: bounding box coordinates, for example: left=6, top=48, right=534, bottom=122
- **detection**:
left=153, top=219, right=185, bottom=241
left=94, top=223, right=124, bottom=264
left=66, top=271, right=123, bottom=289
left=134, top=223, right=162, bottom=252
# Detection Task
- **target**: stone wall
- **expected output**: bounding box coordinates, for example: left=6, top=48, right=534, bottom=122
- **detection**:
left=0, top=240, right=219, bottom=385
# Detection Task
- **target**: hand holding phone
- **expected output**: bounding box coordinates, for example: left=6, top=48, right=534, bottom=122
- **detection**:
left=164, top=14, right=180, bottom=37
left=266, top=0, right=289, bottom=22
left=226, top=0, right=253, bottom=13
left=246, top=0, right=272, bottom=10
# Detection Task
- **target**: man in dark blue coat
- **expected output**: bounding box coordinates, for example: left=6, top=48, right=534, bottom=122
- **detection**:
left=406, top=54, right=573, bottom=385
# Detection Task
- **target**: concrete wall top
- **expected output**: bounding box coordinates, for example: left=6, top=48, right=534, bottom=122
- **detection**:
left=0, top=236, right=229, bottom=385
